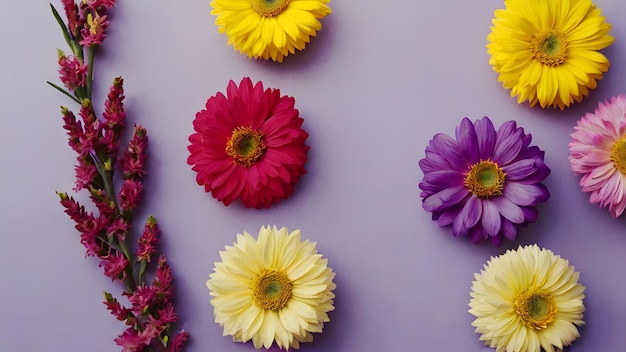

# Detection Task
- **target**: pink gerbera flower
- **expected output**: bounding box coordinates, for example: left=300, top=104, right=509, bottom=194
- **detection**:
left=187, top=77, right=309, bottom=208
left=569, top=95, right=626, bottom=217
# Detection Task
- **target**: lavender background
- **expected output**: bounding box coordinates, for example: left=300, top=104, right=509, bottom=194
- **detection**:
left=2, top=0, right=626, bottom=350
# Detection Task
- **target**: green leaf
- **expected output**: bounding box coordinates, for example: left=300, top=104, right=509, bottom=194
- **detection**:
left=46, top=81, right=81, bottom=104
left=49, top=3, right=73, bottom=50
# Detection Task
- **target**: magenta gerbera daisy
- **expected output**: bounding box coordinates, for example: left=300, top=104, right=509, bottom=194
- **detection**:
left=187, top=77, right=309, bottom=208
left=418, top=117, right=551, bottom=245
left=569, top=95, right=626, bottom=217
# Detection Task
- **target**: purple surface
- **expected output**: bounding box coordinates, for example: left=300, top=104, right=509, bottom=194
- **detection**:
left=2, top=0, right=626, bottom=351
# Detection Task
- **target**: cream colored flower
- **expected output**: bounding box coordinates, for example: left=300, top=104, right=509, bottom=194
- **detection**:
left=207, top=226, right=336, bottom=349
left=469, top=245, right=585, bottom=352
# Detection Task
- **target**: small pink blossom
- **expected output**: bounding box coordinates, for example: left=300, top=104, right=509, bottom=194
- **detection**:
left=121, top=126, right=148, bottom=180
left=73, top=162, right=97, bottom=192
left=119, top=179, right=143, bottom=212
left=99, top=250, right=128, bottom=280
left=107, top=217, right=129, bottom=241
left=103, top=292, right=132, bottom=322
left=79, top=12, right=109, bottom=47
left=154, top=256, right=173, bottom=299
left=168, top=331, right=190, bottom=352
left=126, top=285, right=156, bottom=315
left=137, top=216, right=159, bottom=263
left=58, top=53, right=87, bottom=90
left=61, top=0, right=79, bottom=36
left=114, top=329, right=146, bottom=352
left=87, top=0, right=116, bottom=9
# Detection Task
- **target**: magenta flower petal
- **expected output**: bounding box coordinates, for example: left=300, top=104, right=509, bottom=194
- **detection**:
left=419, top=116, right=550, bottom=245
left=187, top=77, right=309, bottom=208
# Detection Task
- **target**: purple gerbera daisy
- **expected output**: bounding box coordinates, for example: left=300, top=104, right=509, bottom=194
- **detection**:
left=418, top=117, right=550, bottom=245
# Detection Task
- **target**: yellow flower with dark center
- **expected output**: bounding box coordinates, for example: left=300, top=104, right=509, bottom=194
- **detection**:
left=469, top=245, right=585, bottom=352
left=207, top=226, right=336, bottom=349
left=487, top=0, right=614, bottom=109
left=210, top=0, right=332, bottom=62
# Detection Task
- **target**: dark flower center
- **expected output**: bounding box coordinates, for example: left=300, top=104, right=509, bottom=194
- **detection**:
left=611, top=138, right=626, bottom=174
left=252, top=269, right=293, bottom=311
left=225, top=127, right=266, bottom=167
left=514, top=291, right=557, bottom=330
left=464, top=161, right=506, bottom=198
left=531, top=31, right=567, bottom=66
left=252, top=0, right=290, bottom=17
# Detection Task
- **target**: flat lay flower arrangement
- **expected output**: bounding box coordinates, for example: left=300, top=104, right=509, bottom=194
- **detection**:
left=36, top=0, right=626, bottom=351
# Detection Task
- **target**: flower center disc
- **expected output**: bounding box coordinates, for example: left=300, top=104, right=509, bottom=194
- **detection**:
left=611, top=138, right=626, bottom=174
left=464, top=161, right=506, bottom=198
left=514, top=291, right=557, bottom=330
left=531, top=31, right=567, bottom=66
left=225, top=127, right=266, bottom=167
left=252, top=0, right=290, bottom=17
left=252, top=269, right=293, bottom=311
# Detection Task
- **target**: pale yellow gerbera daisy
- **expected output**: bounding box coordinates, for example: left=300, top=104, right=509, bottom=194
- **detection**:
left=207, top=226, right=336, bottom=349
left=487, top=0, right=614, bottom=109
left=210, top=0, right=332, bottom=62
left=469, top=245, right=585, bottom=352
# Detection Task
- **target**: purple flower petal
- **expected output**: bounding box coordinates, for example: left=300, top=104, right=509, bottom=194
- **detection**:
left=481, top=200, right=501, bottom=236
left=475, top=117, right=497, bottom=161
left=429, top=133, right=470, bottom=170
left=501, top=219, right=518, bottom=241
left=492, top=196, right=525, bottom=223
left=504, top=182, right=550, bottom=206
left=455, top=117, right=480, bottom=164
left=420, top=170, right=465, bottom=190
left=494, top=123, right=524, bottom=165
left=423, top=186, right=469, bottom=212
left=522, top=206, right=538, bottom=223
left=438, top=209, right=459, bottom=226
left=503, top=159, right=544, bottom=181
left=453, top=195, right=482, bottom=236
left=469, top=226, right=486, bottom=243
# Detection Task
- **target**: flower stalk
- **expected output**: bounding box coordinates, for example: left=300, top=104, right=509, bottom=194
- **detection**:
left=49, top=1, right=189, bottom=351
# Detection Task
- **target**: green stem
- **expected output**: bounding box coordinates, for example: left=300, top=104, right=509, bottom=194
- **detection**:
left=86, top=46, right=95, bottom=98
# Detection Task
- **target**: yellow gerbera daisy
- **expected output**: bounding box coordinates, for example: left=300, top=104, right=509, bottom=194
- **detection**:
left=207, top=226, right=336, bottom=349
left=469, top=245, right=585, bottom=352
left=487, top=0, right=614, bottom=109
left=210, top=0, right=332, bottom=62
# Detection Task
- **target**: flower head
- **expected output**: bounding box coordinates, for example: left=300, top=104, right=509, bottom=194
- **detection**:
left=207, top=226, right=336, bottom=349
left=469, top=245, right=585, bottom=352
left=210, top=0, right=332, bottom=62
left=58, top=52, right=88, bottom=90
left=569, top=95, right=626, bottom=217
left=79, top=12, right=109, bottom=47
left=487, top=0, right=614, bottom=109
left=187, top=77, right=309, bottom=208
left=418, top=117, right=550, bottom=245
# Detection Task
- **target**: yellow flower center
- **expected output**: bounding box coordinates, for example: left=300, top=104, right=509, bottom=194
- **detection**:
left=513, top=291, right=557, bottom=330
left=530, top=31, right=567, bottom=66
left=225, top=127, right=266, bottom=167
left=252, top=269, right=293, bottom=311
left=611, top=137, right=626, bottom=174
left=252, top=0, right=290, bottom=17
left=464, top=161, right=506, bottom=198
